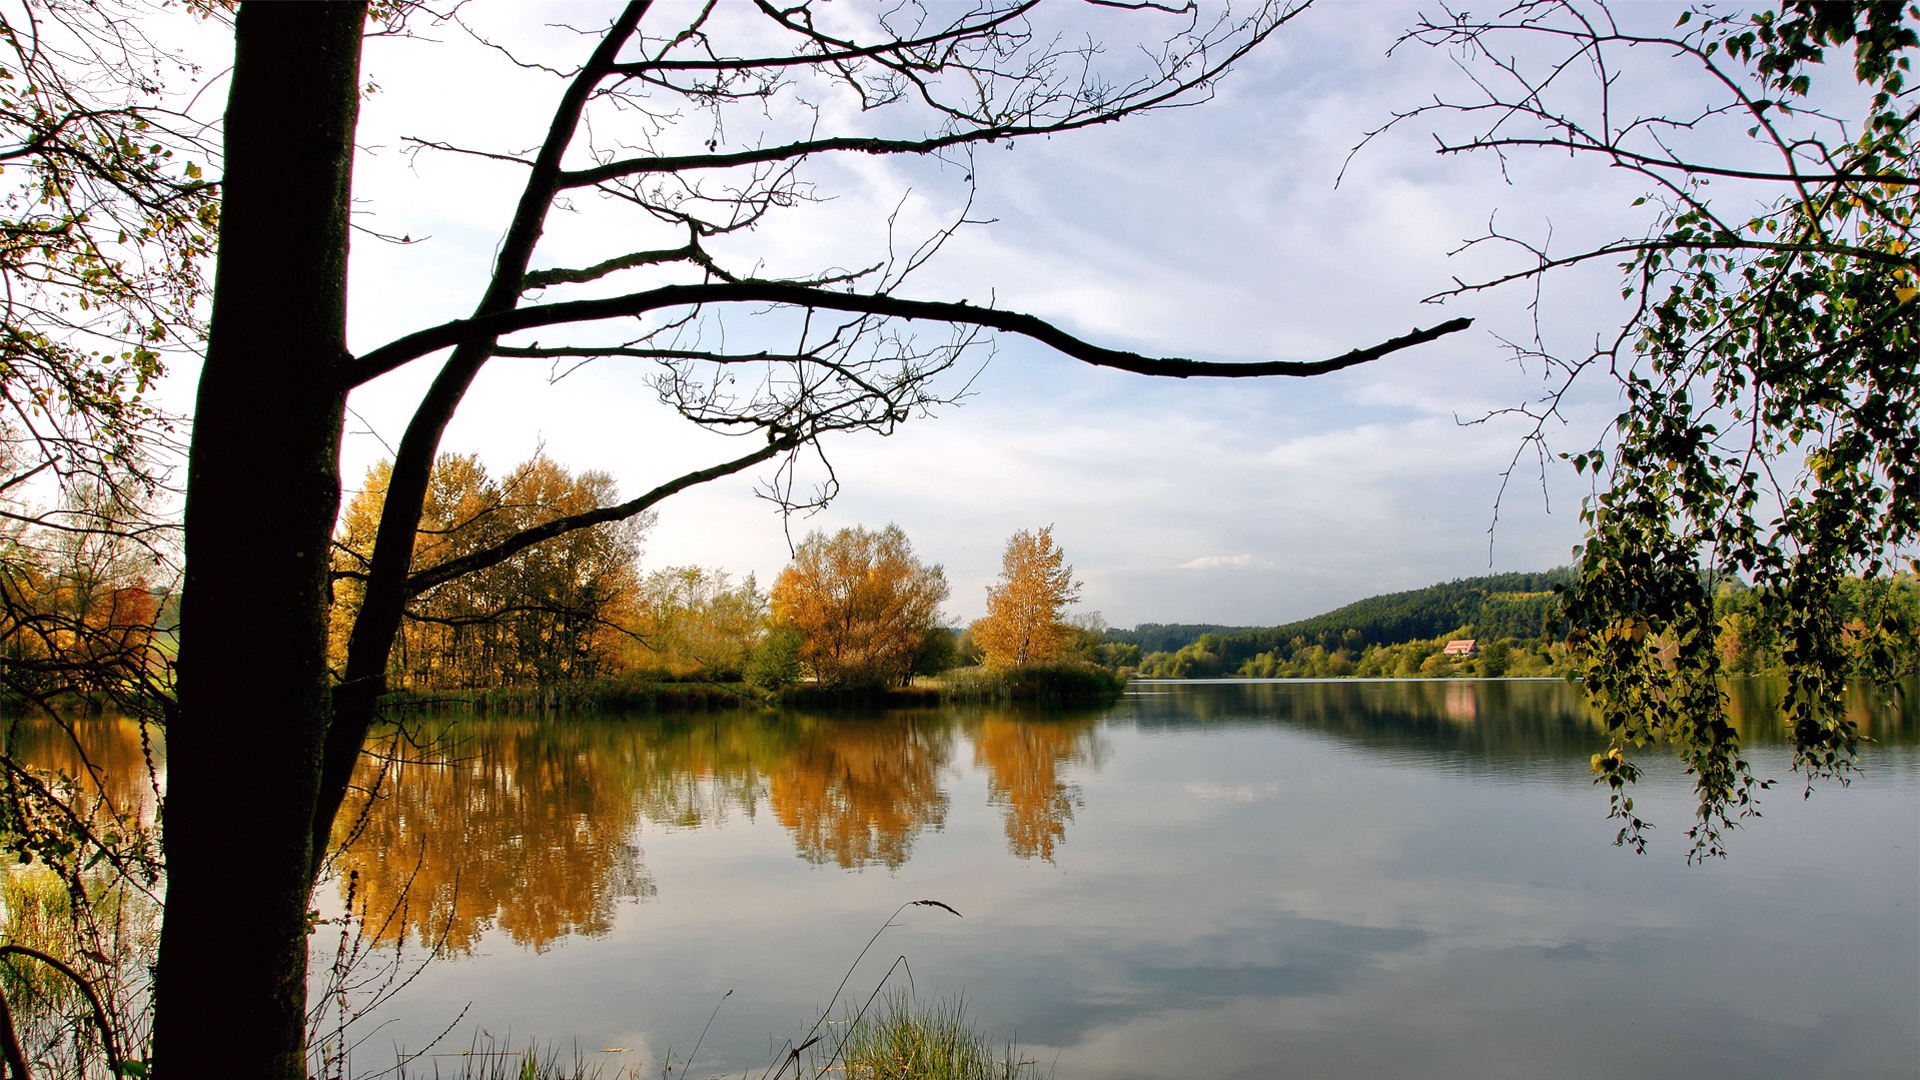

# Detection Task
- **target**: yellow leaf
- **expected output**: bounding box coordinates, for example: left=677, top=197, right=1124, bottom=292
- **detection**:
left=1898, top=286, right=1918, bottom=303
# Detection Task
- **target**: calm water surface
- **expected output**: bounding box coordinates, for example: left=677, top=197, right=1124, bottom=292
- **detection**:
left=309, top=679, right=1916, bottom=1080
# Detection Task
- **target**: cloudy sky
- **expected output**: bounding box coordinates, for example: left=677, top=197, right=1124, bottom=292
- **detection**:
left=160, top=1, right=1718, bottom=627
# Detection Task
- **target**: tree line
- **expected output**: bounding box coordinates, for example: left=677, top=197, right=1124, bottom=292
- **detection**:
left=321, top=453, right=1119, bottom=698
left=1130, top=568, right=1919, bottom=683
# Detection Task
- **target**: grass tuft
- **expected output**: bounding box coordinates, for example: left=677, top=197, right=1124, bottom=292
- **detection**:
left=830, top=991, right=1042, bottom=1080
left=386, top=1036, right=630, bottom=1080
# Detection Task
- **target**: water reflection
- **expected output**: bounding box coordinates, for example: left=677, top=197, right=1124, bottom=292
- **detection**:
left=970, top=712, right=1102, bottom=861
left=1122, top=679, right=1611, bottom=760
left=1123, top=677, right=1919, bottom=757
left=321, top=706, right=1115, bottom=951
left=315, top=678, right=1916, bottom=953
left=768, top=713, right=950, bottom=869
left=332, top=723, right=657, bottom=954
left=325, top=679, right=1917, bottom=1080
left=10, top=678, right=1910, bottom=963
left=0, top=715, right=160, bottom=817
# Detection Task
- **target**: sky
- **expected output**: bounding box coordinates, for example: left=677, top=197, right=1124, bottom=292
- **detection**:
left=154, top=1, right=1724, bottom=628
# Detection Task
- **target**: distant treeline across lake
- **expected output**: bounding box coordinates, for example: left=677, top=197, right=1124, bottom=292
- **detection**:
left=1107, top=569, right=1920, bottom=682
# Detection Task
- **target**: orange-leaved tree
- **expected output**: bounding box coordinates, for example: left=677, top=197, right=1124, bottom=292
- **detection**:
left=974, top=527, right=1081, bottom=668
left=331, top=452, right=647, bottom=689
left=770, top=525, right=948, bottom=690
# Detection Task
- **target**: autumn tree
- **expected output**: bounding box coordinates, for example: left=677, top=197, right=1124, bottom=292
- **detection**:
left=0, top=0, right=215, bottom=492
left=156, top=3, right=1472, bottom=1073
left=0, top=1, right=212, bottom=1025
left=771, top=525, right=949, bottom=690
left=974, top=526, right=1082, bottom=668
left=331, top=453, right=647, bottom=689
left=1, top=473, right=169, bottom=713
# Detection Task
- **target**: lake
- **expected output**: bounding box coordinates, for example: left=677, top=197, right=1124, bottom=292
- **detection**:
left=295, top=678, right=1918, bottom=1080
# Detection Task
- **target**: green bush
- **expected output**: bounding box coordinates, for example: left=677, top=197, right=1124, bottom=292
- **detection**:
left=745, top=627, right=804, bottom=692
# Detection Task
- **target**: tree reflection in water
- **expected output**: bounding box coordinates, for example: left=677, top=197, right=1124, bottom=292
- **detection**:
left=969, top=711, right=1101, bottom=861
left=323, top=707, right=1109, bottom=953
left=768, top=713, right=951, bottom=870
left=14, top=680, right=1904, bottom=962
left=331, top=722, right=658, bottom=954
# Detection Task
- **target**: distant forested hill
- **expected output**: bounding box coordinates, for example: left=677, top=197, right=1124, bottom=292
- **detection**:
left=1112, top=567, right=1916, bottom=681
left=1104, top=623, right=1259, bottom=654
left=1221, top=569, right=1574, bottom=655
left=1114, top=571, right=1571, bottom=657
left=1120, top=569, right=1576, bottom=679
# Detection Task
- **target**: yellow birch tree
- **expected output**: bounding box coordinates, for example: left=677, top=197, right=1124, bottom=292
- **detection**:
left=974, top=526, right=1081, bottom=668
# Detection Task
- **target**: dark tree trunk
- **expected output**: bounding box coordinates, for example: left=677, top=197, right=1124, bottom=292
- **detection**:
left=152, top=4, right=366, bottom=1077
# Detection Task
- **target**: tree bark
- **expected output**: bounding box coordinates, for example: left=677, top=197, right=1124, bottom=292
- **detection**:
left=152, top=4, right=366, bottom=1078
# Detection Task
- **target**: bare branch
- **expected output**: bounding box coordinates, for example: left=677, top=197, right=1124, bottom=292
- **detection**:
left=351, top=280, right=1474, bottom=386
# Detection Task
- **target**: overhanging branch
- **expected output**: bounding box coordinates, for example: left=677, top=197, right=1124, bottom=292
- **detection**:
left=350, top=280, right=1473, bottom=387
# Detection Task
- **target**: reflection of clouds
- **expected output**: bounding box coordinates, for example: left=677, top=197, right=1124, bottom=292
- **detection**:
left=323, top=685, right=1917, bottom=1079
left=1047, top=933, right=1919, bottom=1080
left=1183, top=781, right=1280, bottom=802
left=961, top=721, right=1915, bottom=1080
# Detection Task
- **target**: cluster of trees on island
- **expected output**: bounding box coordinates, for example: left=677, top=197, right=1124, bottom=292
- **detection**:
left=322, top=451, right=1116, bottom=699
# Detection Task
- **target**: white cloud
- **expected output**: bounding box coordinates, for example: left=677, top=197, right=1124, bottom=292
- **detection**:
left=1178, top=555, right=1267, bottom=571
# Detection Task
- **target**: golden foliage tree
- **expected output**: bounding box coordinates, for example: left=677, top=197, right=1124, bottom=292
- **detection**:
left=974, top=527, right=1081, bottom=668
left=332, top=453, right=648, bottom=689
left=0, top=461, right=172, bottom=722
left=770, top=525, right=948, bottom=689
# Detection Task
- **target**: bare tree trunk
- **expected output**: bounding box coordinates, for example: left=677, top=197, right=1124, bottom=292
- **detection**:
left=152, top=4, right=366, bottom=1077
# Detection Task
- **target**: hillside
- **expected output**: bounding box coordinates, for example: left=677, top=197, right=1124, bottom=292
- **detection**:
left=1104, top=623, right=1259, bottom=654
left=1220, top=569, right=1573, bottom=655
left=1117, top=570, right=1572, bottom=657
left=1125, top=569, right=1575, bottom=679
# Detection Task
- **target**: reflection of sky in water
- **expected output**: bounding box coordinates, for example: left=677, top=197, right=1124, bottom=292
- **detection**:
left=318, top=681, right=1919, bottom=1080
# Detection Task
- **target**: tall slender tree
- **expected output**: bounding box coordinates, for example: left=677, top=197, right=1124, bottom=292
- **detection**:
left=974, top=526, right=1081, bottom=668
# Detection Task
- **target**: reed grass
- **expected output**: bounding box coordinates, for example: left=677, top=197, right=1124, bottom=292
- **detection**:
left=383, top=674, right=753, bottom=716
left=938, top=663, right=1124, bottom=704
left=829, top=990, right=1042, bottom=1080
left=386, top=1035, right=633, bottom=1080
